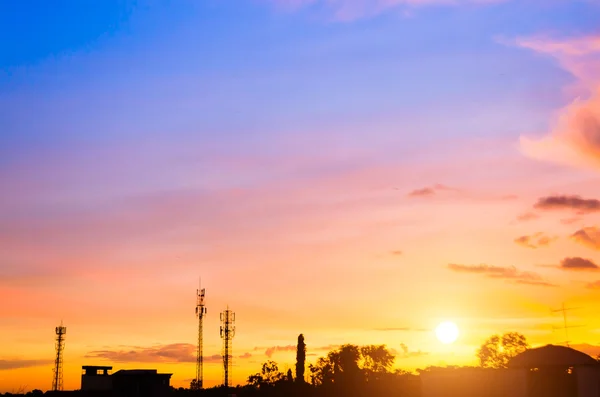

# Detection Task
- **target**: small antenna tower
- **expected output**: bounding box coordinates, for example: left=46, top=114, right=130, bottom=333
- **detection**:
left=220, top=307, right=235, bottom=387
left=194, top=280, right=207, bottom=390
left=52, top=322, right=67, bottom=391
left=551, top=303, right=582, bottom=347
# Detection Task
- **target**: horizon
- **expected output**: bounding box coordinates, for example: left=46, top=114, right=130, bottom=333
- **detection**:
left=1, top=0, right=600, bottom=392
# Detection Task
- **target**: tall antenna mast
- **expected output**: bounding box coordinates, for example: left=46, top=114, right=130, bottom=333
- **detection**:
left=52, top=322, right=67, bottom=391
left=220, top=307, right=235, bottom=388
left=551, top=303, right=581, bottom=347
left=194, top=279, right=207, bottom=390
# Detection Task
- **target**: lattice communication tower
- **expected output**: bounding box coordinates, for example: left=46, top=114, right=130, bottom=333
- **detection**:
left=194, top=285, right=207, bottom=389
left=220, top=308, right=236, bottom=387
left=52, top=322, right=67, bottom=391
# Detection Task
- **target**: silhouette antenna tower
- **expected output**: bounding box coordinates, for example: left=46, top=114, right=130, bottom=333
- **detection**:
left=52, top=322, right=67, bottom=391
left=220, top=307, right=235, bottom=387
left=194, top=280, right=207, bottom=389
left=551, top=303, right=582, bottom=347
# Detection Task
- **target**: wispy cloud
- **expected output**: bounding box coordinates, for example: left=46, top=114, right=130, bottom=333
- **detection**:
left=268, top=0, right=507, bottom=21
left=534, top=195, right=600, bottom=214
left=570, top=343, right=600, bottom=356
left=264, top=345, right=296, bottom=358
left=516, top=212, right=539, bottom=222
left=408, top=187, right=436, bottom=197
left=373, top=327, right=428, bottom=332
left=0, top=359, right=53, bottom=371
left=408, top=184, right=458, bottom=198
left=515, top=34, right=600, bottom=169
left=448, top=263, right=556, bottom=286
left=514, top=232, right=556, bottom=249
left=571, top=227, right=600, bottom=250
left=397, top=343, right=429, bottom=359
left=84, top=343, right=222, bottom=364
left=587, top=280, right=600, bottom=289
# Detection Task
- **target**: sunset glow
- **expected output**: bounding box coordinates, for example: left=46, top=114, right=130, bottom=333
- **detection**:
left=436, top=322, right=459, bottom=345
left=1, top=0, right=600, bottom=393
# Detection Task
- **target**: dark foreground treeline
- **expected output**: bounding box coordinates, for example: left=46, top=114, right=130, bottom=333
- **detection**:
left=4, top=332, right=530, bottom=397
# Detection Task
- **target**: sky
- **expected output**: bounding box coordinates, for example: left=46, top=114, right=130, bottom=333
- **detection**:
left=1, top=0, right=600, bottom=392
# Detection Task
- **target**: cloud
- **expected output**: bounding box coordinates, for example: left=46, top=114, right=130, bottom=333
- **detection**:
left=397, top=343, right=429, bottom=359
left=586, top=280, right=600, bottom=289
left=571, top=227, right=600, bottom=250
left=515, top=280, right=558, bottom=287
left=570, top=343, right=600, bottom=357
left=448, top=263, right=556, bottom=286
left=514, top=232, right=556, bottom=249
left=85, top=343, right=222, bottom=364
left=391, top=250, right=403, bottom=256
left=374, top=327, right=412, bottom=331
left=408, top=188, right=435, bottom=197
left=534, top=195, right=600, bottom=214
left=239, top=353, right=252, bottom=359
left=559, top=257, right=599, bottom=271
left=0, top=359, right=53, bottom=370
left=562, top=217, right=582, bottom=225
left=514, top=236, right=536, bottom=248
left=264, top=345, right=295, bottom=358
left=408, top=184, right=458, bottom=198
left=268, top=0, right=507, bottom=21
left=516, top=34, right=600, bottom=169
left=516, top=212, right=539, bottom=222
left=258, top=344, right=338, bottom=358
left=374, top=327, right=429, bottom=332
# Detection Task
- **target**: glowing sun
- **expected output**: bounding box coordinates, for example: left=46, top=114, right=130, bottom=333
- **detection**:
left=435, top=321, right=459, bottom=344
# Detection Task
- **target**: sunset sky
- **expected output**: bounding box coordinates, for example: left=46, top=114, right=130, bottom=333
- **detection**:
left=2, top=0, right=600, bottom=392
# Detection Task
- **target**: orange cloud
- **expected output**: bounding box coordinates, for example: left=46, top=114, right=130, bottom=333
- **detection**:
left=447, top=263, right=556, bottom=287
left=0, top=359, right=53, bottom=370
left=516, top=212, right=539, bottom=222
left=264, top=345, right=296, bottom=358
left=571, top=227, right=600, bottom=250
left=559, top=257, right=599, bottom=271
left=514, top=232, right=556, bottom=249
left=516, top=34, right=600, bottom=169
left=586, top=281, right=600, bottom=290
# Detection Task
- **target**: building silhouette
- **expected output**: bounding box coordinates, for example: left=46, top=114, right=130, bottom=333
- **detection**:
left=421, top=345, right=600, bottom=397
left=80, top=366, right=172, bottom=397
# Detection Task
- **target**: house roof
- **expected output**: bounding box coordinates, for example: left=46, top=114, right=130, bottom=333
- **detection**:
left=112, top=369, right=172, bottom=377
left=82, top=366, right=113, bottom=370
left=508, top=345, right=599, bottom=368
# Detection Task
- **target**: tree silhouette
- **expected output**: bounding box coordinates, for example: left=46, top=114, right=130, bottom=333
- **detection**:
left=360, top=345, right=395, bottom=381
left=477, top=332, right=529, bottom=368
left=295, top=334, right=306, bottom=383
left=309, top=356, right=335, bottom=386
left=247, top=360, right=285, bottom=388
left=308, top=344, right=362, bottom=386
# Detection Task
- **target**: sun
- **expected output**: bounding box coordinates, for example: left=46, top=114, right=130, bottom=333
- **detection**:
left=435, top=321, right=459, bottom=344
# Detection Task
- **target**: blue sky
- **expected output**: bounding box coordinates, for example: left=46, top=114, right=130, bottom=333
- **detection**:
left=2, top=0, right=595, bottom=153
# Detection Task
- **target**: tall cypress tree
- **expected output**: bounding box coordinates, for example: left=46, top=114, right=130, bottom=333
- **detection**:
left=295, top=334, right=306, bottom=383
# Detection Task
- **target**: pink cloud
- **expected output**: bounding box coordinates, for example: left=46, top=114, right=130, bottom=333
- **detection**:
left=516, top=34, right=600, bottom=169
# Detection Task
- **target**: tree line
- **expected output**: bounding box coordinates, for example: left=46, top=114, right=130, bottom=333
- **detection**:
left=177, top=332, right=530, bottom=397
left=2, top=332, right=533, bottom=397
